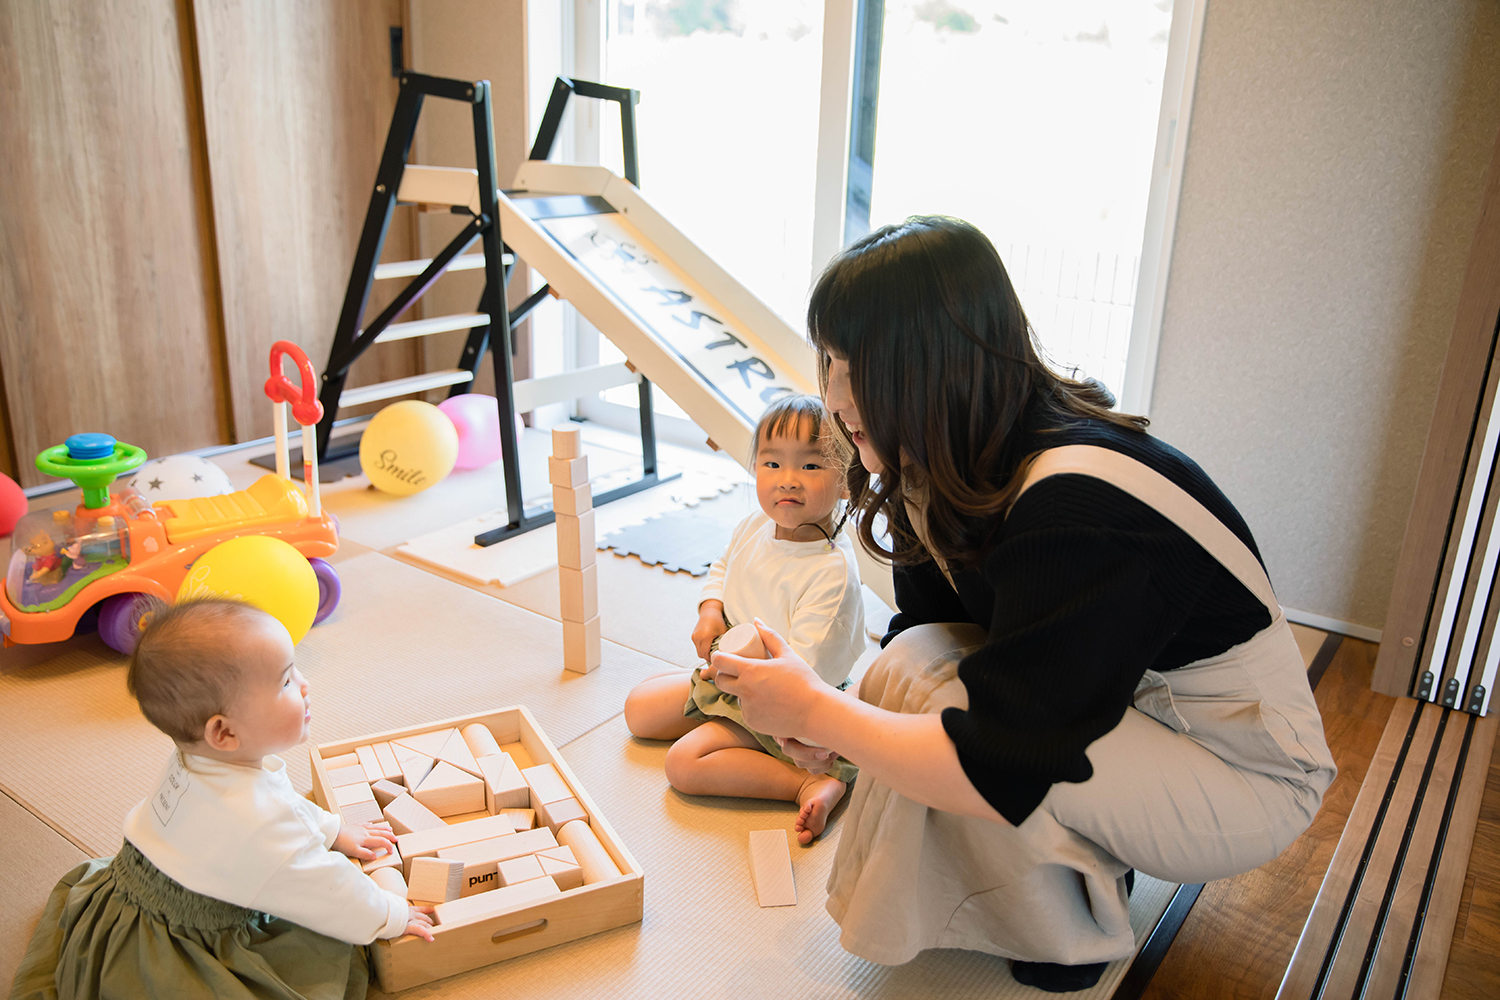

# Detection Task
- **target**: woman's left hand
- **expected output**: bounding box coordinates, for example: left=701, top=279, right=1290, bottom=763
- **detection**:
left=702, top=619, right=825, bottom=739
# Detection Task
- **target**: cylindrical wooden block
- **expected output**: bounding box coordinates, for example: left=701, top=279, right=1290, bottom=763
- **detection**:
left=370, top=867, right=408, bottom=898
left=557, top=820, right=622, bottom=884
left=460, top=723, right=502, bottom=761
left=551, top=425, right=581, bottom=459
left=717, top=622, right=766, bottom=659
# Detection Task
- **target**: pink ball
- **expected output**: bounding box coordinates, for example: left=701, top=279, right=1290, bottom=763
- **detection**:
left=0, top=473, right=25, bottom=536
left=437, top=394, right=509, bottom=470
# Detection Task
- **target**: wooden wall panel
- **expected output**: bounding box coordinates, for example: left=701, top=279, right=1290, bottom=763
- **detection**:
left=0, top=0, right=228, bottom=487
left=193, top=0, right=421, bottom=441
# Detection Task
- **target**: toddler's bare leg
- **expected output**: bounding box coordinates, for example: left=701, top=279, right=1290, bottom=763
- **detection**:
left=665, top=720, right=847, bottom=843
left=623, top=672, right=701, bottom=740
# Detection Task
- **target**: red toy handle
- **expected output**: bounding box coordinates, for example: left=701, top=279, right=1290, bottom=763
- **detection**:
left=265, top=341, right=324, bottom=426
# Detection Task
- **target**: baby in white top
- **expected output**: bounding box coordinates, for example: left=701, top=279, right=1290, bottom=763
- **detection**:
left=625, top=394, right=864, bottom=844
left=121, top=599, right=436, bottom=945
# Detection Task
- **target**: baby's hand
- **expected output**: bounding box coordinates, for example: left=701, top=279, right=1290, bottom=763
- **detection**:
left=405, top=905, right=437, bottom=942
left=692, top=601, right=729, bottom=661
left=334, top=821, right=398, bottom=861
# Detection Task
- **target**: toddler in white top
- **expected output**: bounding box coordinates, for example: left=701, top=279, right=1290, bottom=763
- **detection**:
left=625, top=395, right=864, bottom=844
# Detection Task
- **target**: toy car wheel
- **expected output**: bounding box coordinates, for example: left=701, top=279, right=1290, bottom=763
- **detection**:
left=73, top=602, right=102, bottom=636
left=98, top=593, right=156, bottom=654
left=310, top=558, right=340, bottom=626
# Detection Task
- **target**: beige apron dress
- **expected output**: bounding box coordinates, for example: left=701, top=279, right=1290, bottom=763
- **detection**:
left=824, top=445, right=1337, bottom=967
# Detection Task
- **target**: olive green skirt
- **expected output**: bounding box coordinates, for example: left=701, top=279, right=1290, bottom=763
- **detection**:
left=9, top=841, right=367, bottom=1000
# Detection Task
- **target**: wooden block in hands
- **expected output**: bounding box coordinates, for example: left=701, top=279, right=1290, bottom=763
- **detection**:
left=407, top=856, right=465, bottom=903
left=370, top=779, right=407, bottom=809
left=432, top=875, right=560, bottom=929
left=547, top=454, right=589, bottom=489
left=558, top=564, right=598, bottom=623
left=536, top=846, right=584, bottom=890
left=327, top=764, right=371, bottom=788
left=413, top=761, right=485, bottom=817
left=334, top=782, right=383, bottom=825
left=552, top=482, right=592, bottom=516
left=362, top=845, right=402, bottom=875
left=497, top=853, right=546, bottom=887
left=717, top=622, right=766, bottom=659
left=551, top=425, right=581, bottom=459
left=460, top=723, right=502, bottom=762
left=372, top=742, right=404, bottom=782
left=748, top=830, right=797, bottom=907
left=562, top=615, right=601, bottom=674
left=555, top=511, right=596, bottom=570
left=323, top=752, right=360, bottom=770
left=475, top=753, right=530, bottom=813
left=355, top=745, right=384, bottom=783
left=381, top=791, right=446, bottom=836
left=536, top=795, right=589, bottom=835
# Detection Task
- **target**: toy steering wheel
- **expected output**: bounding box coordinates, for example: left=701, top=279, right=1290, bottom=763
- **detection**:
left=36, top=433, right=148, bottom=510
left=265, top=341, right=324, bottom=426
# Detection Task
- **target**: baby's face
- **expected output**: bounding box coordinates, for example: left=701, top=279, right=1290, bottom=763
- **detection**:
left=224, top=616, right=309, bottom=760
left=755, top=426, right=841, bottom=537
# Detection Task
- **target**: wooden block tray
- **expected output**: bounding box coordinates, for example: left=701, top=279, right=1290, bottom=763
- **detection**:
left=310, top=706, right=643, bottom=993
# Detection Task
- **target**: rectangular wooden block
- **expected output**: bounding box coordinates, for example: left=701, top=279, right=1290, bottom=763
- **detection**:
left=536, top=846, right=583, bottom=891
left=432, top=875, right=561, bottom=929
left=362, top=846, right=402, bottom=875
left=372, top=742, right=404, bottom=782
left=370, top=779, right=406, bottom=809
left=547, top=454, right=589, bottom=488
left=476, top=753, right=530, bottom=813
left=537, top=795, right=589, bottom=835
left=407, top=856, right=465, bottom=903
left=552, top=483, right=592, bottom=516
left=497, top=853, right=547, bottom=887
left=563, top=615, right=601, bottom=674
left=551, top=425, right=581, bottom=459
left=559, top=564, right=598, bottom=623
left=323, top=752, right=360, bottom=770
left=334, top=782, right=383, bottom=825
left=397, top=814, right=525, bottom=876
left=355, top=745, right=384, bottom=783
left=749, top=830, right=796, bottom=907
left=437, top=827, right=560, bottom=895
left=381, top=792, right=446, bottom=837
left=521, top=763, right=572, bottom=806
left=555, top=510, right=596, bottom=570
left=328, top=764, right=370, bottom=788
left=413, top=761, right=484, bottom=817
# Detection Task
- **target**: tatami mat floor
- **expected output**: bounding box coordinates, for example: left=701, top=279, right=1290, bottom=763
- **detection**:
left=0, top=422, right=1320, bottom=997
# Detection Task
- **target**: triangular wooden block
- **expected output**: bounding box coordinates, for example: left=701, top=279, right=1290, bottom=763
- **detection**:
left=414, top=760, right=484, bottom=817
left=436, top=729, right=482, bottom=778
left=399, top=753, right=435, bottom=791
left=393, top=729, right=459, bottom=759
left=537, top=848, right=583, bottom=891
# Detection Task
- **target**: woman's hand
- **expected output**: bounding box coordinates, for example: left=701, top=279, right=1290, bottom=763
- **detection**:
left=702, top=619, right=826, bottom=739
left=691, top=600, right=729, bottom=661
left=333, top=821, right=397, bottom=861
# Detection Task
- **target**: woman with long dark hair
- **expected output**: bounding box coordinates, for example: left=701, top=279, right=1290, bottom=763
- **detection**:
left=704, top=217, right=1335, bottom=992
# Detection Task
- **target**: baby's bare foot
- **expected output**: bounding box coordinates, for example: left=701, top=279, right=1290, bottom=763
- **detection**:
left=794, top=776, right=847, bottom=845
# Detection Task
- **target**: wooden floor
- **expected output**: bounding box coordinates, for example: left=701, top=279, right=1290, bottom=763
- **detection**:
left=1141, top=638, right=1500, bottom=1000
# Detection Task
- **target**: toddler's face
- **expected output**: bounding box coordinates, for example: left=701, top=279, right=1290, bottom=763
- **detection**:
left=755, top=424, right=841, bottom=537
left=224, top=616, right=310, bottom=760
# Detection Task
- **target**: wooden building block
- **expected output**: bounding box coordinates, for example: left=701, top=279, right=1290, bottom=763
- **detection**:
left=327, top=764, right=370, bottom=788
left=460, top=723, right=502, bottom=761
left=521, top=763, right=572, bottom=806
left=372, top=742, right=403, bottom=782
left=399, top=754, right=435, bottom=792
left=355, top=745, right=384, bottom=783
left=552, top=482, right=592, bottom=516
left=500, top=808, right=535, bottom=831
left=397, top=814, right=528, bottom=876
left=369, top=867, right=407, bottom=898
left=393, top=729, right=459, bottom=760
left=551, top=425, right=581, bottom=459
left=381, top=792, right=446, bottom=837
left=559, top=564, right=598, bottom=623
left=563, top=615, right=602, bottom=674
left=362, top=845, right=402, bottom=875
left=718, top=622, right=767, bottom=659
left=556, top=820, right=622, bottom=885
left=749, top=830, right=796, bottom=907
left=435, top=729, right=482, bottom=778
left=537, top=795, right=589, bottom=835
left=432, top=875, right=561, bottom=929
left=537, top=846, right=584, bottom=891
left=437, top=827, right=560, bottom=895
left=497, top=853, right=546, bottom=887
left=547, top=454, right=589, bottom=488
left=407, top=856, right=465, bottom=903
left=555, top=510, right=596, bottom=570
left=334, top=782, right=383, bottom=825
left=413, top=761, right=484, bottom=817
left=322, top=752, right=360, bottom=770
left=371, top=779, right=406, bottom=809
left=475, top=753, right=530, bottom=813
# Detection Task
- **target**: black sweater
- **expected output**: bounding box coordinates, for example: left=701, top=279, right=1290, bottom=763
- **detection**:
left=884, top=420, right=1271, bottom=825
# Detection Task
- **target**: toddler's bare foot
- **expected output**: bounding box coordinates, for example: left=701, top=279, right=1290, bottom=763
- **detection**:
left=794, top=775, right=847, bottom=845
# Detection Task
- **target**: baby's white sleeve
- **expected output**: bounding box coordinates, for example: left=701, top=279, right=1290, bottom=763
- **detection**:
left=700, top=548, right=728, bottom=607
left=787, top=564, right=864, bottom=686
left=250, top=838, right=408, bottom=944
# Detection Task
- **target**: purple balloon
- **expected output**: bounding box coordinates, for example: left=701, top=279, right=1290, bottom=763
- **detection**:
left=437, top=394, right=506, bottom=469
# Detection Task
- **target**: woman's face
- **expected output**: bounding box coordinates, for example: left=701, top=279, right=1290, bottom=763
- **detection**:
left=824, top=357, right=882, bottom=474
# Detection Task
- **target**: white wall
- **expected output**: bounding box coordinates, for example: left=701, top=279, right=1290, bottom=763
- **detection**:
left=1148, top=0, right=1500, bottom=632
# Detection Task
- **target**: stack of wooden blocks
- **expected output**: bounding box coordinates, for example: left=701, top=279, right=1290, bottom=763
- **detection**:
left=551, top=426, right=600, bottom=674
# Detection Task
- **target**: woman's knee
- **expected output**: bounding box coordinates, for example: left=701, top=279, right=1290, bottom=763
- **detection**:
left=860, top=623, right=987, bottom=713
